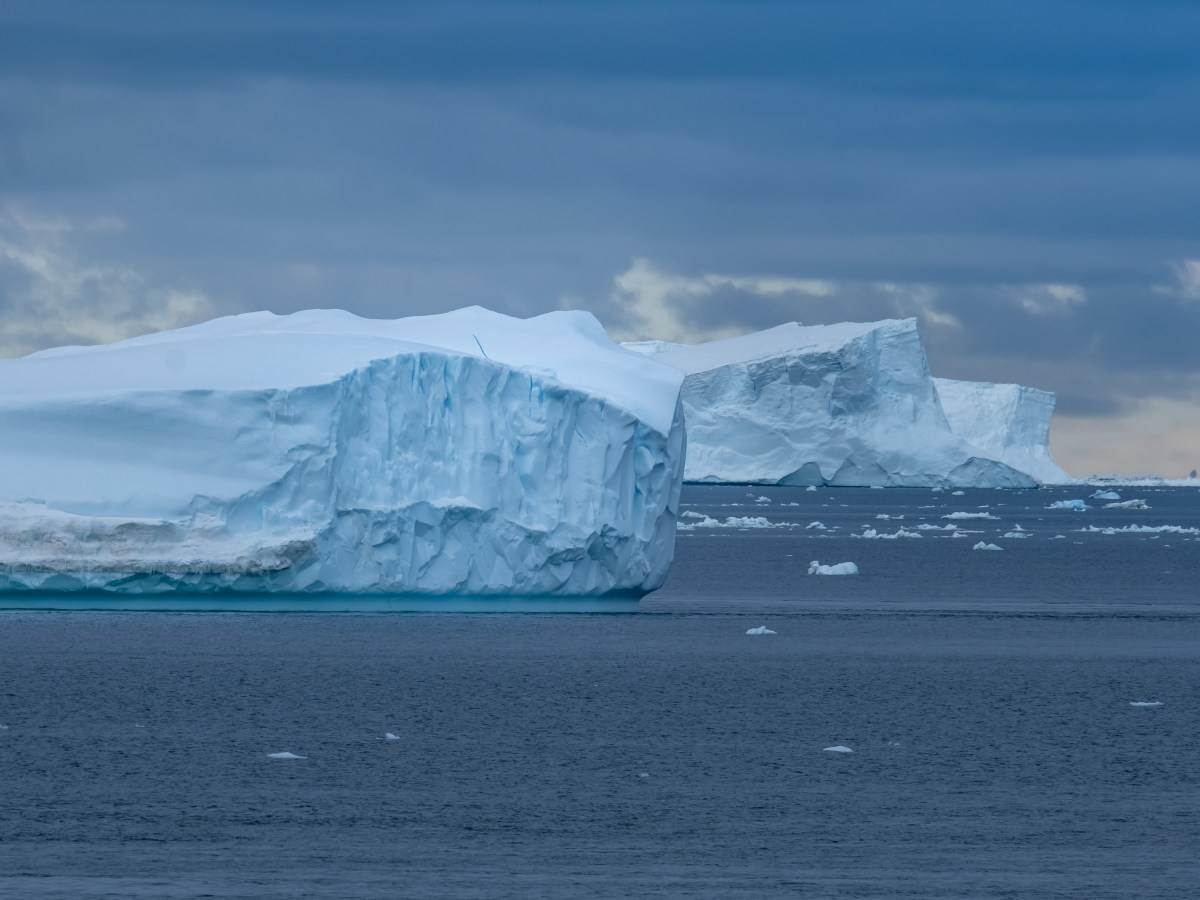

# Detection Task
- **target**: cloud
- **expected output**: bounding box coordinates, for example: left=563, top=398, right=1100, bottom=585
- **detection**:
left=0, top=204, right=213, bottom=357
left=1170, top=260, right=1200, bottom=300
left=1007, top=282, right=1087, bottom=316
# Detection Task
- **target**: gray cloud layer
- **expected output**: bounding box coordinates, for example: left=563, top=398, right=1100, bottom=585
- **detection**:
left=2, top=1, right=1198, bottom=472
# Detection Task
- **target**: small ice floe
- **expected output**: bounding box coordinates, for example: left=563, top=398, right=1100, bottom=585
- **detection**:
left=973, top=541, right=1003, bottom=551
left=1002, top=531, right=1029, bottom=539
left=853, top=527, right=921, bottom=540
left=870, top=485, right=884, bottom=489
left=951, top=490, right=965, bottom=496
left=680, top=510, right=706, bottom=519
left=931, top=487, right=944, bottom=493
left=1129, top=701, right=1163, bottom=707
left=875, top=513, right=904, bottom=520
left=808, top=561, right=859, bottom=575
left=385, top=732, right=401, bottom=741
left=1052, top=534, right=1066, bottom=539
left=1091, top=490, right=1121, bottom=500
left=638, top=772, right=650, bottom=778
left=753, top=495, right=771, bottom=503
left=746, top=625, right=777, bottom=635
left=917, top=523, right=958, bottom=531
left=1104, top=499, right=1149, bottom=510
left=823, top=745, right=854, bottom=753
left=1047, top=499, right=1090, bottom=511
left=267, top=751, right=306, bottom=759
left=135, top=724, right=145, bottom=728
left=943, top=512, right=998, bottom=520
left=1080, top=523, right=1200, bottom=535
left=806, top=521, right=827, bottom=530
left=806, top=485, right=818, bottom=492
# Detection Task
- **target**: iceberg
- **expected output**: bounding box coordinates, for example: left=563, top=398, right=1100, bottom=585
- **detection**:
left=808, top=561, right=859, bottom=575
left=625, top=320, right=1036, bottom=487
left=746, top=625, right=777, bottom=635
left=933, top=379, right=1071, bottom=485
left=0, top=307, right=686, bottom=595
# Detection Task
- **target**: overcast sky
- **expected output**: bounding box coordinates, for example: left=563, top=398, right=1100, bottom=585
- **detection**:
left=2, top=0, right=1199, bottom=476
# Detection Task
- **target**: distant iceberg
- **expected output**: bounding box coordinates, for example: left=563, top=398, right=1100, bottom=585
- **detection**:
left=808, top=561, right=859, bottom=575
left=0, top=308, right=686, bottom=595
left=625, top=320, right=1037, bottom=487
left=933, top=379, right=1071, bottom=485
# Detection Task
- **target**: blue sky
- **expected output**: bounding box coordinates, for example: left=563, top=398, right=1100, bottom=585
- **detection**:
left=2, top=0, right=1199, bottom=475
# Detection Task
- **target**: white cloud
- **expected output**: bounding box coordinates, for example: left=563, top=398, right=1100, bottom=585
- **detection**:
left=1171, top=260, right=1200, bottom=300
left=0, top=204, right=213, bottom=358
left=1007, top=282, right=1087, bottom=316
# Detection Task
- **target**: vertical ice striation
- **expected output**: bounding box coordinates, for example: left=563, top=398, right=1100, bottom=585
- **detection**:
left=0, top=308, right=686, bottom=594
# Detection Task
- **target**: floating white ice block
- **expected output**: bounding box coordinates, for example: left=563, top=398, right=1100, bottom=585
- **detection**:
left=808, top=561, right=859, bottom=575
left=746, top=625, right=777, bottom=635
left=267, top=751, right=305, bottom=759
left=823, top=745, right=854, bottom=753
left=0, top=308, right=686, bottom=595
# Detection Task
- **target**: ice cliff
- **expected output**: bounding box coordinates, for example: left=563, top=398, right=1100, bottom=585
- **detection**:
left=624, top=320, right=1036, bottom=487
left=933, top=379, right=1071, bottom=485
left=0, top=308, right=686, bottom=594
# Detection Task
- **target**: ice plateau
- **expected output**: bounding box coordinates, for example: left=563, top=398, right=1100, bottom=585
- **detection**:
left=933, top=379, right=1070, bottom=485
left=624, top=320, right=1036, bottom=487
left=0, top=307, right=686, bottom=595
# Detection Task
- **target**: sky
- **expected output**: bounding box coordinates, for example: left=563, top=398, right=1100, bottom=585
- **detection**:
left=2, top=0, right=1199, bottom=477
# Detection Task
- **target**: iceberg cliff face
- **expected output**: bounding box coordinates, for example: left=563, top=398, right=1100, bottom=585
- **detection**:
left=0, top=307, right=686, bottom=594
left=625, top=320, right=1034, bottom=488
left=933, top=378, right=1071, bottom=485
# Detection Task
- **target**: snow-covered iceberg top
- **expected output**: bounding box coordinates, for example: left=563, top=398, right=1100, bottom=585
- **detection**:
left=933, top=378, right=1070, bottom=485
left=625, top=320, right=1035, bottom=488
left=0, top=307, right=687, bottom=595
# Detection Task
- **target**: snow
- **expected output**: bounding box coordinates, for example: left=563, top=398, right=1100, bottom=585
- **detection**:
left=746, top=625, right=777, bottom=635
left=1047, top=500, right=1090, bottom=511
left=624, top=320, right=1038, bottom=487
left=823, top=745, right=854, bottom=753
left=973, top=542, right=1003, bottom=551
left=267, top=751, right=305, bottom=759
left=0, top=307, right=686, bottom=595
left=934, top=378, right=1071, bottom=484
left=808, top=561, right=859, bottom=575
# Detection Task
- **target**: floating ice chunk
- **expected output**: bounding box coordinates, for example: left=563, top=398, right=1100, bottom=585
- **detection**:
left=806, top=521, right=827, bottom=530
left=726, top=516, right=773, bottom=528
left=943, top=512, right=998, bottom=520
left=1047, top=499, right=1090, bottom=511
left=875, top=514, right=904, bottom=520
left=1079, top=524, right=1200, bottom=535
left=1104, top=499, right=1149, bottom=510
left=823, top=745, right=854, bottom=753
left=1129, top=701, right=1163, bottom=707
left=808, top=561, right=859, bottom=575
left=746, top=625, right=777, bottom=635
left=973, top=542, right=1003, bottom=551
left=1091, top=490, right=1121, bottom=500
left=806, top=485, right=818, bottom=492
left=853, top=528, right=920, bottom=540
left=931, top=487, right=944, bottom=493
left=385, top=733, right=401, bottom=741
left=1052, top=534, right=1065, bottom=539
left=1010, top=523, right=1026, bottom=532
left=753, top=495, right=771, bottom=503
left=1002, top=531, right=1029, bottom=539
left=680, top=510, right=706, bottom=519
left=951, top=490, right=965, bottom=496
left=917, top=523, right=958, bottom=531
left=638, top=772, right=650, bottom=778
left=267, top=751, right=306, bottom=759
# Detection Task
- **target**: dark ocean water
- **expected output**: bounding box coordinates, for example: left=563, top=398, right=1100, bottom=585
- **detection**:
left=2, top=486, right=1199, bottom=899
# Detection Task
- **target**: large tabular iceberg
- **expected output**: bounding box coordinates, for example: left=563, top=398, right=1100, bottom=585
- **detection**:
left=625, top=320, right=1035, bottom=487
left=0, top=308, right=686, bottom=595
left=933, top=379, right=1071, bottom=485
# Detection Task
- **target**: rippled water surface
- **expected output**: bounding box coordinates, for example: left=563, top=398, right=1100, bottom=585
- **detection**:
left=3, top=486, right=1199, bottom=898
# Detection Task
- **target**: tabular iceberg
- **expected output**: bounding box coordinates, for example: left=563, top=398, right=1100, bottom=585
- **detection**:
left=625, top=320, right=1035, bottom=487
left=0, top=307, right=686, bottom=595
left=933, top=379, right=1071, bottom=485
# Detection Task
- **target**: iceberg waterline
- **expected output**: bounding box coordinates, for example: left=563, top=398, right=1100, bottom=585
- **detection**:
left=0, top=308, right=686, bottom=595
